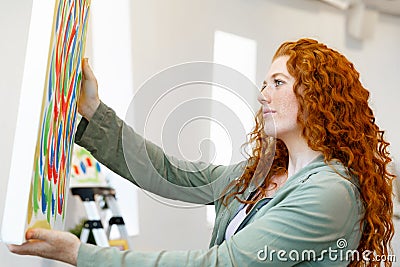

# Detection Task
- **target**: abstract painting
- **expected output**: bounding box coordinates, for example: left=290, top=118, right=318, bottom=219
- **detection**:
left=1, top=0, right=90, bottom=244
left=27, top=0, right=91, bottom=230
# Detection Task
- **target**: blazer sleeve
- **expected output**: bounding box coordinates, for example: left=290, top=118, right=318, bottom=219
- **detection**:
left=75, top=102, right=246, bottom=204
left=76, top=172, right=363, bottom=267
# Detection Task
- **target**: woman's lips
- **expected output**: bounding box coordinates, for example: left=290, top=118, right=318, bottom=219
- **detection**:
left=263, top=109, right=276, bottom=115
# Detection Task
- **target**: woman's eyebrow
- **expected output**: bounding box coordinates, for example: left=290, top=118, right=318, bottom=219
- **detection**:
left=263, top=73, right=290, bottom=84
left=271, top=72, right=290, bottom=79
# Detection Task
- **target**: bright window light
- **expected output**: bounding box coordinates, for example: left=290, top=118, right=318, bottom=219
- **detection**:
left=207, top=30, right=257, bottom=226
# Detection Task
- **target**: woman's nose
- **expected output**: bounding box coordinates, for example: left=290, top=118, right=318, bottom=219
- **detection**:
left=257, top=87, right=271, bottom=104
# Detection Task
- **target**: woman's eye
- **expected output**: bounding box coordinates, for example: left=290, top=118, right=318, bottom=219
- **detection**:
left=274, top=79, right=284, bottom=87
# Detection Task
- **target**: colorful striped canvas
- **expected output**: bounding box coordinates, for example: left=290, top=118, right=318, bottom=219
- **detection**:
left=27, top=0, right=91, bottom=230
left=1, top=0, right=91, bottom=244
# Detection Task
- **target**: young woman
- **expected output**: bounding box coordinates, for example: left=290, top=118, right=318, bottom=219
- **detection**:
left=9, top=38, right=394, bottom=266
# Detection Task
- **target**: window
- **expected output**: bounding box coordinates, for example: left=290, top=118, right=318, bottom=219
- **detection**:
left=208, top=31, right=257, bottom=226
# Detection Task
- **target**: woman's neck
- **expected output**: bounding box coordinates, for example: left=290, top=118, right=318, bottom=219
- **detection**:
left=280, top=134, right=322, bottom=179
left=287, top=149, right=322, bottom=179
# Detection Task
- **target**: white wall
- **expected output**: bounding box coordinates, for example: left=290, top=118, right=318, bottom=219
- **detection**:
left=1, top=0, right=399, bottom=266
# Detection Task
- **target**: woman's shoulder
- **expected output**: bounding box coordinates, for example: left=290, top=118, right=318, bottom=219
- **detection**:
left=293, top=162, right=362, bottom=210
left=294, top=157, right=360, bottom=192
left=309, top=161, right=359, bottom=189
left=277, top=158, right=362, bottom=208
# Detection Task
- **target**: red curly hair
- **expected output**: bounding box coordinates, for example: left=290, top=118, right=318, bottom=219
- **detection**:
left=223, top=38, right=394, bottom=266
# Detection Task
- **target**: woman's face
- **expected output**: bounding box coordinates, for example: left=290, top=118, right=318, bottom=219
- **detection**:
left=257, top=56, right=300, bottom=140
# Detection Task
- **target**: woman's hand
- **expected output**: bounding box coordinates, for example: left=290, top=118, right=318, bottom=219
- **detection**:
left=8, top=228, right=81, bottom=266
left=78, top=58, right=101, bottom=120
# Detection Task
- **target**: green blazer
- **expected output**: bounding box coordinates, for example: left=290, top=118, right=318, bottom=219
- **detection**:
left=75, top=102, right=363, bottom=266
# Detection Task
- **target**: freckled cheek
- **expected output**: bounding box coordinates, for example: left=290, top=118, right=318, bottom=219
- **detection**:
left=277, top=97, right=299, bottom=121
left=280, top=104, right=298, bottom=115
left=280, top=93, right=298, bottom=112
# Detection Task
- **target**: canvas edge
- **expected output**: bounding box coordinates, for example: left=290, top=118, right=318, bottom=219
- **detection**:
left=0, top=0, right=55, bottom=245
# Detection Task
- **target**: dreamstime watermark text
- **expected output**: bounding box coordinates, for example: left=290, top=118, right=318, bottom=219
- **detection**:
left=257, top=238, right=397, bottom=263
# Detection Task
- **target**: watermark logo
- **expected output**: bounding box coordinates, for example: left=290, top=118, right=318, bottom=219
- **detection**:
left=257, top=238, right=397, bottom=263
left=336, top=238, right=347, bottom=249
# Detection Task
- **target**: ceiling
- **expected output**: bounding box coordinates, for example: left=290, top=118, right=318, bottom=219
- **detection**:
left=363, top=0, right=400, bottom=16
left=320, top=0, right=400, bottom=16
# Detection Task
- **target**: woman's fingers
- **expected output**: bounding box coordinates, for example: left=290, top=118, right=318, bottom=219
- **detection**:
left=79, top=58, right=100, bottom=120
left=7, top=229, right=80, bottom=266
left=82, top=58, right=96, bottom=81
left=26, top=228, right=51, bottom=241
left=8, top=239, right=48, bottom=256
left=8, top=228, right=57, bottom=256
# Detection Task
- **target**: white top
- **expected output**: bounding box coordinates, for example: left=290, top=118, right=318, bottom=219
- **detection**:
left=225, top=197, right=274, bottom=241
left=225, top=205, right=248, bottom=241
